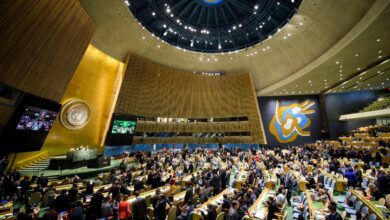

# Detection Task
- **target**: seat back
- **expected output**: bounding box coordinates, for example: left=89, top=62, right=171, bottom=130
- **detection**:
left=167, top=206, right=177, bottom=220
left=354, top=201, right=362, bottom=211
left=341, top=211, right=347, bottom=220
left=216, top=212, right=225, bottom=220
left=368, top=214, right=377, bottom=220
left=350, top=196, right=357, bottom=206
left=345, top=191, right=351, bottom=199
left=361, top=206, right=369, bottom=218
left=144, top=195, right=151, bottom=207
left=147, top=207, right=154, bottom=220
left=385, top=194, right=390, bottom=206
left=378, top=198, right=385, bottom=206
left=30, top=192, right=42, bottom=205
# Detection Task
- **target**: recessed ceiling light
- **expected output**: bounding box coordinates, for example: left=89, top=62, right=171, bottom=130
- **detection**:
left=339, top=65, right=343, bottom=68
left=376, top=39, right=381, bottom=42
left=339, top=70, right=343, bottom=72
left=336, top=61, right=340, bottom=64
left=299, top=22, right=303, bottom=26
left=355, top=53, right=359, bottom=57
left=378, top=51, right=382, bottom=54
left=378, top=55, right=382, bottom=58
left=357, top=68, right=361, bottom=71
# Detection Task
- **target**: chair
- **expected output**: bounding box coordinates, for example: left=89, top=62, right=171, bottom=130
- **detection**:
left=341, top=211, right=347, bottom=220
left=216, top=212, right=225, bottom=220
left=216, top=204, right=222, bottom=214
left=368, top=214, right=377, bottom=220
left=385, top=194, right=390, bottom=206
left=167, top=206, right=177, bottom=220
left=147, top=207, right=154, bottom=220
left=346, top=201, right=362, bottom=215
left=338, top=191, right=351, bottom=203
left=328, top=188, right=334, bottom=201
left=144, top=195, right=151, bottom=207
left=360, top=206, right=369, bottom=219
left=378, top=198, right=385, bottom=206
left=30, top=192, right=42, bottom=205
left=361, top=178, right=369, bottom=189
left=191, top=212, right=203, bottom=220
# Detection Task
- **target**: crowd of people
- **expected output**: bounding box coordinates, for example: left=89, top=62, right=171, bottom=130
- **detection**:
left=0, top=140, right=387, bottom=220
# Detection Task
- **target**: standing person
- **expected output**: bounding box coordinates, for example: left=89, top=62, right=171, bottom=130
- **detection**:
left=131, top=191, right=147, bottom=220
left=227, top=201, right=240, bottom=220
left=112, top=194, right=120, bottom=220
left=101, top=197, right=114, bottom=219
left=154, top=194, right=167, bottom=220
left=266, top=196, right=280, bottom=220
left=220, top=168, right=227, bottom=190
left=119, top=195, right=131, bottom=220
left=90, top=188, right=104, bottom=218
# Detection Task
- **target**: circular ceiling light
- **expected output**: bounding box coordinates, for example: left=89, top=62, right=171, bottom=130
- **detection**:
left=127, top=0, right=302, bottom=53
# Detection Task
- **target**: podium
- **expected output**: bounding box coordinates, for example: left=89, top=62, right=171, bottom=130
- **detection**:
left=87, top=156, right=111, bottom=168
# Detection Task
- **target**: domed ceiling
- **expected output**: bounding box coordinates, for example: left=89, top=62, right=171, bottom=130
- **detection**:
left=127, top=0, right=301, bottom=53
left=80, top=0, right=389, bottom=96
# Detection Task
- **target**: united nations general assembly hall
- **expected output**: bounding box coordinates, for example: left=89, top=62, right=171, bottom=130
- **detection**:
left=0, top=0, right=389, bottom=219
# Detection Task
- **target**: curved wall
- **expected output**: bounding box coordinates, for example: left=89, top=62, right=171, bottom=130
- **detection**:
left=115, top=55, right=265, bottom=144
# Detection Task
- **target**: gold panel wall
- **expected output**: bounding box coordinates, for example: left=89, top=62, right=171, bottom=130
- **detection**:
left=116, top=55, right=265, bottom=144
left=9, top=45, right=124, bottom=168
left=0, top=0, right=95, bottom=102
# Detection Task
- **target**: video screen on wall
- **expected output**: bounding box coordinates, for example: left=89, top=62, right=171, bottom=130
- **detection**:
left=111, top=120, right=136, bottom=134
left=16, top=107, right=58, bottom=132
left=0, top=93, right=62, bottom=154
left=106, top=114, right=137, bottom=146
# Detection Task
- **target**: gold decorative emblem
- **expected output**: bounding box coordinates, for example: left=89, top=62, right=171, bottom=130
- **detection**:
left=60, top=99, right=90, bottom=130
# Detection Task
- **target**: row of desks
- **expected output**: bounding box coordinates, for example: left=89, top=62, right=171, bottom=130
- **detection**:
left=350, top=190, right=388, bottom=220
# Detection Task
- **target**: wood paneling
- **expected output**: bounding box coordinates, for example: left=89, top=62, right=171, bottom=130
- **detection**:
left=8, top=45, right=124, bottom=169
left=116, top=55, right=265, bottom=143
left=0, top=0, right=95, bottom=102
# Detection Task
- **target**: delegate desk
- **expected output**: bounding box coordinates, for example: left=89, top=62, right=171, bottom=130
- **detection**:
left=351, top=190, right=388, bottom=220
left=305, top=189, right=326, bottom=220
left=192, top=188, right=235, bottom=220
left=0, top=202, right=13, bottom=220
left=236, top=170, right=248, bottom=190
left=263, top=171, right=277, bottom=189
left=245, top=188, right=273, bottom=220
left=127, top=185, right=172, bottom=204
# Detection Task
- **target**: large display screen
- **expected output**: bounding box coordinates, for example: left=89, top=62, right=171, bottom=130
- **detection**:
left=0, top=93, right=62, bottom=154
left=111, top=120, right=136, bottom=134
left=105, top=114, right=137, bottom=146
left=16, top=107, right=58, bottom=131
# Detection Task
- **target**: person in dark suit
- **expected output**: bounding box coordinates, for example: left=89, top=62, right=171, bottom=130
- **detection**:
left=133, top=179, right=145, bottom=191
left=184, top=185, right=194, bottom=204
left=68, top=183, right=79, bottom=203
left=212, top=171, right=221, bottom=194
left=132, top=191, right=147, bottom=220
left=266, top=196, right=280, bottom=220
left=37, top=174, right=48, bottom=188
left=220, top=168, right=227, bottom=190
left=325, top=201, right=342, bottom=220
left=54, top=190, right=70, bottom=213
left=201, top=204, right=217, bottom=220
left=90, top=188, right=104, bottom=218
left=154, top=194, right=167, bottom=220
left=222, top=194, right=231, bottom=212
